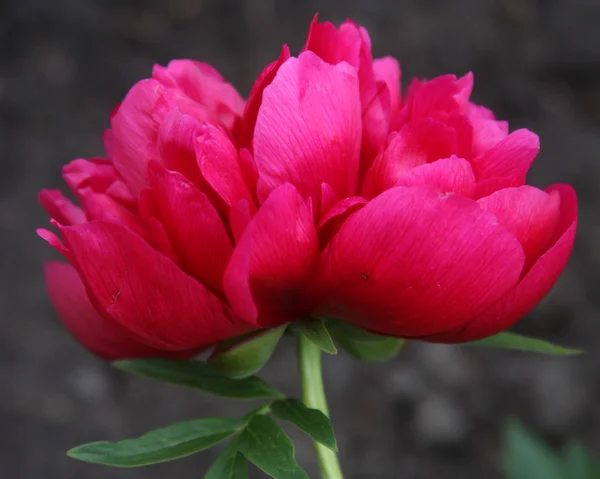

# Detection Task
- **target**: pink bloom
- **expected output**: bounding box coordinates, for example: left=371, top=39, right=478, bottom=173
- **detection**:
left=39, top=18, right=577, bottom=360
left=39, top=61, right=254, bottom=359
left=310, top=74, right=577, bottom=342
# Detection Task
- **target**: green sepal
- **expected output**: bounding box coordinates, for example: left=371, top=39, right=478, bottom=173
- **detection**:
left=327, top=320, right=406, bottom=362
left=209, top=326, right=287, bottom=379
left=291, top=319, right=337, bottom=354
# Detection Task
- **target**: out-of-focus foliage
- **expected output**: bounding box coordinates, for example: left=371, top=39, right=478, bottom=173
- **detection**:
left=503, top=420, right=600, bottom=479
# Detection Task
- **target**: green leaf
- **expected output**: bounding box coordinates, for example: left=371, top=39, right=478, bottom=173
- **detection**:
left=327, top=320, right=406, bottom=362
left=291, top=320, right=337, bottom=354
left=68, top=417, right=245, bottom=467
left=114, top=358, right=283, bottom=399
left=210, top=326, right=287, bottom=379
left=562, top=442, right=597, bottom=479
left=205, top=438, right=248, bottom=479
left=502, top=420, right=563, bottom=479
left=271, top=399, right=337, bottom=451
left=238, top=415, right=308, bottom=479
left=467, top=332, right=582, bottom=355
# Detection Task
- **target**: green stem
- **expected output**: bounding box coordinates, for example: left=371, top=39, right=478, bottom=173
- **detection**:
left=297, top=334, right=344, bottom=479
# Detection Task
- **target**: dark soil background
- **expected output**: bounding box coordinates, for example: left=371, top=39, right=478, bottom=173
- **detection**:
left=2, top=0, right=599, bottom=478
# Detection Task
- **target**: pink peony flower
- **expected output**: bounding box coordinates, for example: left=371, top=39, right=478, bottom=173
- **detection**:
left=39, top=16, right=577, bottom=359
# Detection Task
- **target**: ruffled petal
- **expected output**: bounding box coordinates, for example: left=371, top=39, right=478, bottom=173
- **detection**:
left=105, top=80, right=166, bottom=196
left=394, top=156, right=476, bottom=198
left=466, top=103, right=508, bottom=156
left=57, top=220, right=252, bottom=350
left=429, top=184, right=577, bottom=342
left=148, top=163, right=233, bottom=293
left=239, top=45, right=291, bottom=151
left=107, top=80, right=211, bottom=197
left=157, top=108, right=205, bottom=186
left=195, top=123, right=254, bottom=211
left=253, top=51, right=362, bottom=203
left=153, top=60, right=245, bottom=132
left=472, top=129, right=540, bottom=197
left=318, top=196, right=367, bottom=246
left=62, top=158, right=135, bottom=206
left=223, top=184, right=320, bottom=326
left=477, top=186, right=561, bottom=272
left=311, top=185, right=525, bottom=337
left=373, top=56, right=402, bottom=115
left=44, top=262, right=193, bottom=359
left=361, top=119, right=458, bottom=198
left=397, top=73, right=473, bottom=126
left=39, top=189, right=86, bottom=226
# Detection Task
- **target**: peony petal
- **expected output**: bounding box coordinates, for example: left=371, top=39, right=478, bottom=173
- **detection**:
left=157, top=108, right=205, bottom=185
left=338, top=21, right=368, bottom=73
left=402, top=74, right=472, bottom=123
left=311, top=185, right=525, bottom=337
left=39, top=189, right=86, bottom=226
left=44, top=262, right=186, bottom=359
left=477, top=186, right=561, bottom=273
left=148, top=163, right=233, bottom=294
left=320, top=182, right=338, bottom=219
left=106, top=80, right=166, bottom=196
left=304, top=16, right=373, bottom=74
left=195, top=123, right=254, bottom=212
left=304, top=18, right=388, bottom=179
left=238, top=148, right=259, bottom=204
left=361, top=119, right=458, bottom=198
left=153, top=60, right=245, bottom=132
left=318, top=196, right=367, bottom=246
left=472, top=129, right=540, bottom=197
left=58, top=220, right=252, bottom=350
left=61, top=157, right=144, bottom=234
left=191, top=61, right=225, bottom=81
left=394, top=156, right=476, bottom=197
left=156, top=109, right=226, bottom=212
left=444, top=114, right=474, bottom=160
left=373, top=56, right=402, bottom=116
left=229, top=199, right=252, bottom=244
left=360, top=81, right=391, bottom=176
left=239, top=45, right=291, bottom=151
left=431, top=184, right=577, bottom=342
left=107, top=79, right=212, bottom=197
left=62, top=158, right=135, bottom=204
left=145, top=217, right=179, bottom=263
left=223, top=184, right=320, bottom=326
left=303, top=15, right=347, bottom=65
left=466, top=103, right=508, bottom=156
left=37, top=227, right=69, bottom=257
left=138, top=189, right=179, bottom=263
left=454, top=72, right=474, bottom=106
left=253, top=51, right=362, bottom=203
left=76, top=187, right=148, bottom=239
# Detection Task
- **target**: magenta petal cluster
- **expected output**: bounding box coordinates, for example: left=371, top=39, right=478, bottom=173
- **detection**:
left=39, top=16, right=577, bottom=359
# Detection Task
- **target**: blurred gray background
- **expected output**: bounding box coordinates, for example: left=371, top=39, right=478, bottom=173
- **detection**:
left=1, top=0, right=599, bottom=477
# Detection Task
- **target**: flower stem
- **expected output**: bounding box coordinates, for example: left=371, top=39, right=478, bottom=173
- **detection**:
left=297, top=334, right=344, bottom=479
